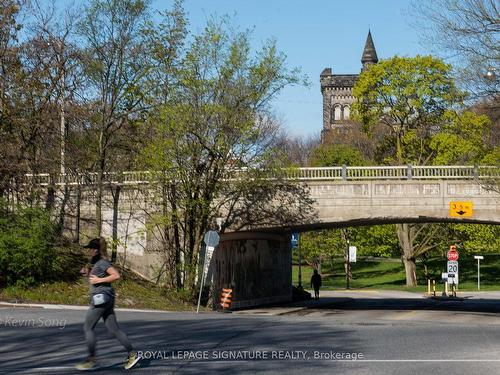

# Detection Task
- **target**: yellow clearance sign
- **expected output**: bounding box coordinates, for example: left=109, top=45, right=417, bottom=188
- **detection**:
left=449, top=201, right=473, bottom=218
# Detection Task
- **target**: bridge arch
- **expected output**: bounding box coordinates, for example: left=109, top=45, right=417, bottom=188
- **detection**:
left=215, top=216, right=500, bottom=310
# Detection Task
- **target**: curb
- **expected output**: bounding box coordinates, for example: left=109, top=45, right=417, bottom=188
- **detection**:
left=0, top=301, right=180, bottom=314
left=233, top=306, right=308, bottom=316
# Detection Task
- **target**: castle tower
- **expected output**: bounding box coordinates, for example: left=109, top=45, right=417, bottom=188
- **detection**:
left=320, top=31, right=378, bottom=142
left=361, top=30, right=378, bottom=71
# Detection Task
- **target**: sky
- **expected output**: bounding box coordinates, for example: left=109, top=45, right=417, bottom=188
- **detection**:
left=170, top=0, right=429, bottom=138
left=46, top=0, right=430, bottom=138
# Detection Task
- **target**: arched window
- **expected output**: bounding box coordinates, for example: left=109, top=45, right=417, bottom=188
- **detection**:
left=343, top=105, right=350, bottom=120
left=334, top=105, right=341, bottom=121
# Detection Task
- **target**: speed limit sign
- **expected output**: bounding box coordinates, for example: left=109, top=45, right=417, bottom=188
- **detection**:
left=447, top=261, right=459, bottom=284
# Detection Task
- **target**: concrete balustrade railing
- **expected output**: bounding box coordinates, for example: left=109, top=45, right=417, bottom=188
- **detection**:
left=20, top=165, right=500, bottom=186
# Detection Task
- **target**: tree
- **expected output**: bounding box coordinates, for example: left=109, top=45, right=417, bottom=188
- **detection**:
left=78, top=0, right=150, bottom=236
left=356, top=225, right=400, bottom=258
left=310, top=143, right=368, bottom=167
left=141, top=17, right=314, bottom=291
left=279, top=133, right=320, bottom=167
left=299, top=229, right=344, bottom=274
left=429, top=110, right=498, bottom=165
left=0, top=0, right=24, bottom=197
left=352, top=55, right=463, bottom=165
left=449, top=224, right=500, bottom=254
left=411, top=0, right=500, bottom=193
left=352, top=55, right=467, bottom=286
left=411, top=0, right=499, bottom=99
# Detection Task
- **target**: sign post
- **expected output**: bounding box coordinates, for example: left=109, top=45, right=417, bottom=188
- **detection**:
left=345, top=240, right=351, bottom=289
left=197, top=230, right=220, bottom=313
left=444, top=245, right=460, bottom=296
left=474, top=255, right=484, bottom=290
left=291, top=233, right=301, bottom=289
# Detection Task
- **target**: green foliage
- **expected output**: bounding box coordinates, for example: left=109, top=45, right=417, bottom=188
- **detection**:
left=299, top=230, right=344, bottom=268
left=356, top=225, right=400, bottom=258
left=0, top=278, right=198, bottom=310
left=0, top=202, right=62, bottom=287
left=448, top=224, right=500, bottom=254
left=429, top=110, right=496, bottom=164
left=294, top=252, right=500, bottom=291
left=352, top=55, right=464, bottom=164
left=140, top=15, right=312, bottom=291
left=310, top=144, right=368, bottom=167
left=299, top=225, right=402, bottom=271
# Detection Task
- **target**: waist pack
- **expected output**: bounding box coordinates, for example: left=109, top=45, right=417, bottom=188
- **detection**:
left=92, top=291, right=112, bottom=306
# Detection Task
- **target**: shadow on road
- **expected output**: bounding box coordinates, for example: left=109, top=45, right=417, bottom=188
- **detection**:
left=0, top=310, right=363, bottom=374
left=271, top=296, right=500, bottom=314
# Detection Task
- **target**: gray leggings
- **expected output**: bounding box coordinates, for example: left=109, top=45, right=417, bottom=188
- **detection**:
left=84, top=299, right=133, bottom=358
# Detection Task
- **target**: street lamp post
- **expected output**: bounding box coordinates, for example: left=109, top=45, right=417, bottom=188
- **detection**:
left=485, top=66, right=497, bottom=81
left=484, top=66, right=498, bottom=97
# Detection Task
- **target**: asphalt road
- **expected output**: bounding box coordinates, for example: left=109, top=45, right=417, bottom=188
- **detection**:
left=2, top=291, right=500, bottom=375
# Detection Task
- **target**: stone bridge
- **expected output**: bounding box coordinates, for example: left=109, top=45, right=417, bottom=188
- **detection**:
left=294, top=165, right=498, bottom=228
left=214, top=165, right=500, bottom=308
left=20, top=165, right=500, bottom=308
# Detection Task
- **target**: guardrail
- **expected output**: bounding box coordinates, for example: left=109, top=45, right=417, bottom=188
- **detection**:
left=18, top=165, right=500, bottom=187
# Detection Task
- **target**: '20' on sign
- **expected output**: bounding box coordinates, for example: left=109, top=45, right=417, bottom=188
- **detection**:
left=447, top=261, right=458, bottom=274
left=447, top=261, right=459, bottom=285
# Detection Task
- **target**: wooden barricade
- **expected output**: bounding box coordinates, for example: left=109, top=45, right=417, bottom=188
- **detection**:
left=220, top=288, right=233, bottom=309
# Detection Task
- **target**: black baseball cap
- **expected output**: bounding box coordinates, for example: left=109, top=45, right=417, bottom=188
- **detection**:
left=83, top=238, right=101, bottom=250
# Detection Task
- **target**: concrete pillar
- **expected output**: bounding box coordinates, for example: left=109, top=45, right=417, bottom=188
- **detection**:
left=213, top=231, right=292, bottom=309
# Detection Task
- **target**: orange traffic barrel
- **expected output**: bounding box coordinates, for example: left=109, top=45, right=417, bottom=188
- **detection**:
left=220, top=288, right=233, bottom=309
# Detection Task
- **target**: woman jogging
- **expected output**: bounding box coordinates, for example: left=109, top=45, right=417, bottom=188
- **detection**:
left=76, top=238, right=140, bottom=371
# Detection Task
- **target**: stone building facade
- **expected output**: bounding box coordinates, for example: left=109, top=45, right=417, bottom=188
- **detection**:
left=320, top=31, right=378, bottom=141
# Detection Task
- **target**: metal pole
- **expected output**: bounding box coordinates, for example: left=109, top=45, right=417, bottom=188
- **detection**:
left=196, top=259, right=207, bottom=314
left=298, top=237, right=302, bottom=289
left=196, top=240, right=209, bottom=314
left=346, top=240, right=350, bottom=290
left=478, top=258, right=481, bottom=291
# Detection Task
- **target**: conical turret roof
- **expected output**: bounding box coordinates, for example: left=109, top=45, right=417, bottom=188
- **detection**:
left=361, top=30, right=378, bottom=65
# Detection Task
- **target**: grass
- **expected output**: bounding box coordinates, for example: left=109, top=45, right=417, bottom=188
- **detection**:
left=293, top=254, right=500, bottom=292
left=4, top=254, right=500, bottom=309
left=0, top=270, right=200, bottom=311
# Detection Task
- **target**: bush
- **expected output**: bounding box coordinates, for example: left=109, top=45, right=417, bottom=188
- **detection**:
left=0, top=201, right=72, bottom=287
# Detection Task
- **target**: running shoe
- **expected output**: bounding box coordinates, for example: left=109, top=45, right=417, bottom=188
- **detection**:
left=124, top=351, right=141, bottom=370
left=75, top=358, right=96, bottom=371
